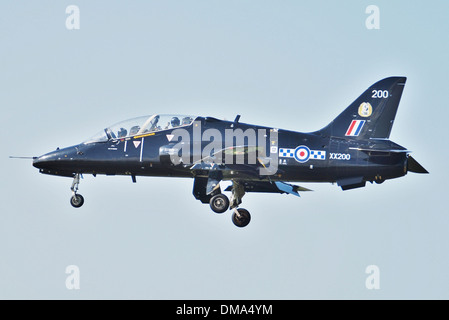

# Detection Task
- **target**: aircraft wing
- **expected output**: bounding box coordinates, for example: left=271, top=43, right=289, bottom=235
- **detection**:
left=190, top=145, right=279, bottom=179
left=195, top=145, right=267, bottom=167
left=224, top=180, right=312, bottom=197
left=190, top=145, right=308, bottom=196
left=348, top=147, right=410, bottom=153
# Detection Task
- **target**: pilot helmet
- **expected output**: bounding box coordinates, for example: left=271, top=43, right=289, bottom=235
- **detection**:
left=182, top=116, right=192, bottom=125
left=117, top=127, right=127, bottom=138
left=171, top=117, right=180, bottom=127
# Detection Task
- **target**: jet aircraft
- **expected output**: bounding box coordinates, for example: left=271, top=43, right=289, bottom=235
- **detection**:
left=28, top=77, right=428, bottom=227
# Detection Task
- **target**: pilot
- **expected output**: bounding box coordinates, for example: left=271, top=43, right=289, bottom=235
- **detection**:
left=171, top=117, right=180, bottom=128
left=182, top=116, right=192, bottom=125
left=117, top=127, right=127, bottom=138
left=149, top=115, right=160, bottom=132
left=129, top=125, right=140, bottom=136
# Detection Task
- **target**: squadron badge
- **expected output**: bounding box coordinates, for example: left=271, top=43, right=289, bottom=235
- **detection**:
left=358, top=102, right=373, bottom=117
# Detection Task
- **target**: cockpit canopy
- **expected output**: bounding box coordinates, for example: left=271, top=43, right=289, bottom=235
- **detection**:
left=84, top=114, right=196, bottom=143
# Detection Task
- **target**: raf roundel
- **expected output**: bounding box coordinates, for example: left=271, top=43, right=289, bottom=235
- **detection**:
left=294, top=145, right=311, bottom=163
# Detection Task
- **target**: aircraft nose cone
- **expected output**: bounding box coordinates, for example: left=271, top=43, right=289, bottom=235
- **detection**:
left=32, top=154, right=54, bottom=169
left=33, top=145, right=85, bottom=177
left=32, top=156, right=42, bottom=168
left=32, top=148, right=69, bottom=170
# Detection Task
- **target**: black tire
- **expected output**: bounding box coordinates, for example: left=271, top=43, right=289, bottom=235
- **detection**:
left=70, top=194, right=84, bottom=208
left=232, top=208, right=251, bottom=228
left=209, top=194, right=229, bottom=214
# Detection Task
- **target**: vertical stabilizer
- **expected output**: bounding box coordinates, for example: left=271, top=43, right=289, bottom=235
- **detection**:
left=318, top=77, right=406, bottom=139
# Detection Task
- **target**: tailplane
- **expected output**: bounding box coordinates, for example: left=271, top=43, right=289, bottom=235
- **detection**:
left=318, top=77, right=407, bottom=139
left=407, top=155, right=429, bottom=174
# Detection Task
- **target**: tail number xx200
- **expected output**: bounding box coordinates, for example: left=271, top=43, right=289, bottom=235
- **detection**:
left=329, top=153, right=351, bottom=160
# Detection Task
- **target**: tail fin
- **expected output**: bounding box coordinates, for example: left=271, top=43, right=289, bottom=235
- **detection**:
left=318, top=77, right=406, bottom=139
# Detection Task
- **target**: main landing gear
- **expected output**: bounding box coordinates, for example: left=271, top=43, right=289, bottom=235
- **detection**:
left=208, top=193, right=251, bottom=228
left=209, top=194, right=229, bottom=214
left=231, top=208, right=251, bottom=228
left=70, top=173, right=84, bottom=208
left=197, top=177, right=251, bottom=228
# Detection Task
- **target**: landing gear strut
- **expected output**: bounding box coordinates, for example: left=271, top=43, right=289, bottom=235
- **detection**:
left=229, top=181, right=251, bottom=227
left=70, top=173, right=84, bottom=208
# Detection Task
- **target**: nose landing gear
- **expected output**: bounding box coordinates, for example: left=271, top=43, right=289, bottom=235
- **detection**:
left=70, top=173, right=84, bottom=208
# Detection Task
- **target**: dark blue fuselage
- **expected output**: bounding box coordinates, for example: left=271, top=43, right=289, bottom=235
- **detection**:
left=33, top=116, right=408, bottom=186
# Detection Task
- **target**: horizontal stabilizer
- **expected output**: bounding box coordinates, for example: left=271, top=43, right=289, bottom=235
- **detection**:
left=407, top=156, right=429, bottom=174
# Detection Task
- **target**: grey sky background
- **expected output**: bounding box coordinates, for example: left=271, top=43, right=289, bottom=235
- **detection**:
left=0, top=1, right=447, bottom=299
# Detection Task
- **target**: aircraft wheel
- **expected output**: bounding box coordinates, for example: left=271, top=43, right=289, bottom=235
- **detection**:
left=70, top=194, right=84, bottom=208
left=209, top=194, right=229, bottom=214
left=232, top=208, right=251, bottom=228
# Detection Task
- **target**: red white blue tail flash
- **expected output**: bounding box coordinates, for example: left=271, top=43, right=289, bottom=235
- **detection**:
left=345, top=120, right=365, bottom=136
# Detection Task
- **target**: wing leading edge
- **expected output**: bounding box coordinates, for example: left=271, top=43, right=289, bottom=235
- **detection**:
left=225, top=180, right=312, bottom=197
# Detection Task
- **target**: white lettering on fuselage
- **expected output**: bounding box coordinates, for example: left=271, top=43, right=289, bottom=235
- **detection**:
left=329, top=153, right=351, bottom=160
